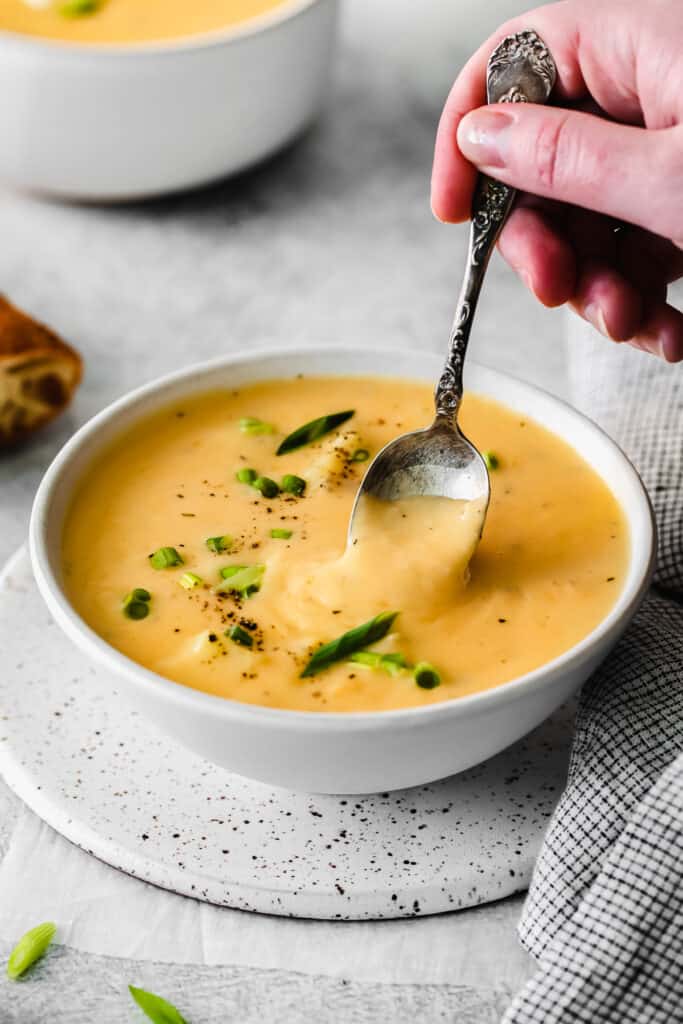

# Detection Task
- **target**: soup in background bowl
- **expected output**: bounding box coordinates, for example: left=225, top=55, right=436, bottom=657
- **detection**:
left=30, top=347, right=655, bottom=793
left=0, top=0, right=292, bottom=45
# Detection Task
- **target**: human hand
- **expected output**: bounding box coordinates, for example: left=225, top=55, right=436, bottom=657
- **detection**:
left=431, top=0, right=683, bottom=362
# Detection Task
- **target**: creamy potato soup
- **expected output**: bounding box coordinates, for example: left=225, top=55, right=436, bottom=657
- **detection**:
left=0, top=0, right=287, bottom=44
left=62, top=377, right=629, bottom=713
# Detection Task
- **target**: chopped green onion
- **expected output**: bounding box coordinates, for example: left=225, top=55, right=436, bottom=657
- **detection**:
left=128, top=985, right=188, bottom=1024
left=349, top=650, right=383, bottom=669
left=482, top=450, right=500, bottom=471
left=301, top=611, right=398, bottom=678
left=226, top=624, right=253, bottom=648
left=281, top=474, right=306, bottom=496
left=380, top=652, right=409, bottom=676
left=149, top=547, right=183, bottom=570
left=236, top=469, right=281, bottom=498
left=178, top=572, right=202, bottom=590
left=123, top=597, right=150, bottom=620
left=59, top=0, right=102, bottom=17
left=270, top=528, right=292, bottom=540
left=349, top=650, right=409, bottom=676
left=206, top=535, right=232, bottom=553
left=277, top=410, right=355, bottom=455
left=123, top=589, right=152, bottom=619
left=239, top=417, right=275, bottom=436
left=220, top=564, right=247, bottom=579
left=414, top=662, right=441, bottom=689
left=350, top=448, right=370, bottom=463
left=217, top=564, right=265, bottom=597
left=7, top=922, right=56, bottom=979
left=253, top=476, right=279, bottom=498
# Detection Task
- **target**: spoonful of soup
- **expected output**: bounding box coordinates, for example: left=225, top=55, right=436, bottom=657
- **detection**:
left=348, top=30, right=556, bottom=546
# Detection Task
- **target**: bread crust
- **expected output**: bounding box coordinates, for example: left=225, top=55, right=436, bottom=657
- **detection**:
left=0, top=295, right=82, bottom=447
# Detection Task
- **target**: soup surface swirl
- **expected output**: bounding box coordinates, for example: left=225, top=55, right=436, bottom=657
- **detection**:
left=62, top=376, right=629, bottom=712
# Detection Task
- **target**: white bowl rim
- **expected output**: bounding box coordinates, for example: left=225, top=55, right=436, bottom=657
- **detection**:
left=0, top=0, right=327, bottom=58
left=29, top=343, right=656, bottom=734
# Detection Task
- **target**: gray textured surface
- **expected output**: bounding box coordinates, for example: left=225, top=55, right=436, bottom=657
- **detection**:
left=0, top=941, right=519, bottom=1024
left=0, top=3, right=571, bottom=1020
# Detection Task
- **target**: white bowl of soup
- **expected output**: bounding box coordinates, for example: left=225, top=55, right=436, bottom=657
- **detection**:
left=0, top=0, right=338, bottom=199
left=29, top=346, right=655, bottom=793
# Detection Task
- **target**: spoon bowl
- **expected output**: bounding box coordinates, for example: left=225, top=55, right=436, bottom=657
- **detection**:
left=349, top=420, right=489, bottom=534
left=349, top=29, right=556, bottom=542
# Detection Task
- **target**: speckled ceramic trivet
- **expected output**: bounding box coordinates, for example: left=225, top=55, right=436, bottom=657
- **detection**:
left=0, top=547, right=572, bottom=920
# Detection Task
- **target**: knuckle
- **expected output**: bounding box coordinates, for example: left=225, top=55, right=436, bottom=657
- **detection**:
left=533, top=114, right=572, bottom=192
left=644, top=127, right=683, bottom=242
left=663, top=131, right=683, bottom=241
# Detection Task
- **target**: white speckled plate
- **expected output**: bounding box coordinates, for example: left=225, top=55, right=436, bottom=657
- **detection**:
left=0, top=547, right=572, bottom=920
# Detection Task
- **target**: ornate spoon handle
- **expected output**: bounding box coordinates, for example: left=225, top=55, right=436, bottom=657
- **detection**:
left=434, top=30, right=557, bottom=425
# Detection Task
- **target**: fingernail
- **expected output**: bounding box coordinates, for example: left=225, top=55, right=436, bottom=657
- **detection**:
left=645, top=339, right=664, bottom=358
left=518, top=268, right=537, bottom=299
left=636, top=336, right=683, bottom=362
left=630, top=338, right=663, bottom=358
left=584, top=302, right=615, bottom=341
left=457, top=110, right=514, bottom=168
left=662, top=335, right=683, bottom=363
left=431, top=201, right=445, bottom=224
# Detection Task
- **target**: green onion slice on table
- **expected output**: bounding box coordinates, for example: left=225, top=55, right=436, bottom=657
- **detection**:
left=277, top=410, right=355, bottom=455
left=301, top=611, right=398, bottom=677
left=128, top=985, right=188, bottom=1024
left=6, top=922, right=56, bottom=979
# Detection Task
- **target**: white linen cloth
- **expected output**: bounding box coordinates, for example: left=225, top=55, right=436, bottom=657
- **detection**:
left=0, top=803, right=532, bottom=990
left=504, top=321, right=683, bottom=1022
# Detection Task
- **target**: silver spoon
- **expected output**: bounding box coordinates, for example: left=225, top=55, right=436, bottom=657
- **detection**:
left=349, top=30, right=556, bottom=541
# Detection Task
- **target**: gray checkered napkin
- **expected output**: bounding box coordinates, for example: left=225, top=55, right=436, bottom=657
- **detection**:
left=503, top=331, right=683, bottom=1024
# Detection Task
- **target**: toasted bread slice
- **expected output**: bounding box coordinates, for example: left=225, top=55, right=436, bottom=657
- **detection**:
left=0, top=296, right=82, bottom=447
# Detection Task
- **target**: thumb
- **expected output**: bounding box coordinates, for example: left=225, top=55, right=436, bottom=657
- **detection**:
left=456, top=104, right=683, bottom=243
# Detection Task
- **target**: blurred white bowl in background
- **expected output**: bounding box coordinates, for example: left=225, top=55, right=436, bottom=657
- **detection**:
left=0, top=0, right=338, bottom=200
